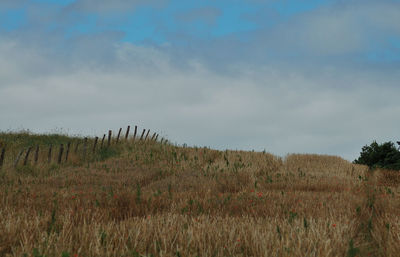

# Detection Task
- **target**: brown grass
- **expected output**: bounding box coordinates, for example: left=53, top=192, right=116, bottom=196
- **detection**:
left=0, top=138, right=398, bottom=257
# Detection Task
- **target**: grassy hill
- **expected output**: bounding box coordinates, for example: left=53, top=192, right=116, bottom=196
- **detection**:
left=0, top=131, right=399, bottom=257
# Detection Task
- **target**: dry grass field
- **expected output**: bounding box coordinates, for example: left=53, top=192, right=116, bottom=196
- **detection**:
left=0, top=132, right=399, bottom=257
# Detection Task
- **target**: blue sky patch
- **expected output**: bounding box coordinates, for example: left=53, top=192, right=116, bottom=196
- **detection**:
left=0, top=8, right=27, bottom=31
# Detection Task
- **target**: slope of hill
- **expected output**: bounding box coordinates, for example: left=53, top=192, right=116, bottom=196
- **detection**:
left=0, top=132, right=399, bottom=257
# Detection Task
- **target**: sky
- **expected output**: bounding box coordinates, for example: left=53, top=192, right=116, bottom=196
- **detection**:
left=0, top=0, right=400, bottom=161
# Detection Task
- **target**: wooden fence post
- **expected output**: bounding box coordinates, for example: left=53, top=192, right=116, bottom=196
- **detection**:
left=151, top=132, right=156, bottom=141
left=160, top=138, right=164, bottom=144
left=116, top=128, right=122, bottom=143
left=65, top=142, right=71, bottom=162
left=140, top=129, right=146, bottom=140
left=108, top=130, right=112, bottom=147
left=133, top=126, right=137, bottom=141
left=34, top=145, right=39, bottom=164
left=14, top=149, right=24, bottom=168
left=125, top=126, right=130, bottom=140
left=145, top=130, right=150, bottom=141
left=93, top=137, right=98, bottom=154
left=58, top=144, right=64, bottom=164
left=83, top=138, right=88, bottom=158
left=23, top=146, right=33, bottom=166
left=48, top=145, right=52, bottom=164
left=101, top=134, right=106, bottom=148
left=0, top=148, right=5, bottom=169
left=155, top=134, right=159, bottom=142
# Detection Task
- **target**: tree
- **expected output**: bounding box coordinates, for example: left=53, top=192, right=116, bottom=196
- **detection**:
left=354, top=141, right=400, bottom=170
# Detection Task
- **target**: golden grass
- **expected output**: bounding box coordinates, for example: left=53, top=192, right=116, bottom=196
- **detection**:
left=0, top=137, right=398, bottom=257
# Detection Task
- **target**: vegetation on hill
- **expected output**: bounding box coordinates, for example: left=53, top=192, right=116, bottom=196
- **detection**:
left=0, top=131, right=81, bottom=150
left=0, top=131, right=124, bottom=170
left=0, top=132, right=399, bottom=257
left=354, top=141, right=400, bottom=170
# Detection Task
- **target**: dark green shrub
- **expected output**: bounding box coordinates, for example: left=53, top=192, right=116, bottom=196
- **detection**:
left=96, top=147, right=121, bottom=161
left=354, top=141, right=400, bottom=170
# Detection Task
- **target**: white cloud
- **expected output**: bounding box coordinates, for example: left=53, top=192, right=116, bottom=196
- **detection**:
left=246, top=0, right=400, bottom=56
left=1, top=38, right=399, bottom=161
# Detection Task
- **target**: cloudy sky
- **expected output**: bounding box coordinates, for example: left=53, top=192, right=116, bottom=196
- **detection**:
left=1, top=0, right=399, bottom=161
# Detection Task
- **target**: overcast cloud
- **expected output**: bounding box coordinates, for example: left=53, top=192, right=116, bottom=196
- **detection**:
left=260, top=1, right=400, bottom=56
left=175, top=7, right=222, bottom=26
left=0, top=0, right=399, bottom=161
left=65, top=0, right=167, bottom=14
left=0, top=0, right=28, bottom=9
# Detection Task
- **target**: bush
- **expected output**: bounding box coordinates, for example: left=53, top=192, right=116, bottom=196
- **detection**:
left=96, top=147, right=121, bottom=161
left=354, top=141, right=400, bottom=170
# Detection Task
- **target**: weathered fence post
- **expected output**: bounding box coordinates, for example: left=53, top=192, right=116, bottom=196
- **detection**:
left=101, top=134, right=106, bottom=148
left=151, top=132, right=156, bottom=141
left=48, top=145, right=52, bottom=164
left=14, top=149, right=24, bottom=168
left=65, top=142, right=71, bottom=162
left=125, top=126, right=130, bottom=141
left=57, top=144, right=64, bottom=164
left=116, top=128, right=122, bottom=143
left=83, top=138, right=88, bottom=158
left=160, top=138, right=164, bottom=144
left=155, top=134, right=159, bottom=142
left=93, top=137, right=98, bottom=154
left=34, top=145, right=39, bottom=164
left=140, top=129, right=146, bottom=140
left=108, top=130, right=112, bottom=147
left=133, top=126, right=137, bottom=141
left=0, top=148, right=5, bottom=169
left=145, top=130, right=150, bottom=141
left=23, top=146, right=33, bottom=166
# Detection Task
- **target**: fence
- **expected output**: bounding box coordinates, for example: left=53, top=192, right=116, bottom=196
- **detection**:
left=0, top=125, right=167, bottom=170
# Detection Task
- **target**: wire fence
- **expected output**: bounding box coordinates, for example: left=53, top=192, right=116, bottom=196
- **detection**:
left=0, top=125, right=166, bottom=170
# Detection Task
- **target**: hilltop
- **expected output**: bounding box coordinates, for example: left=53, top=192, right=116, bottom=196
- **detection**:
left=0, top=131, right=399, bottom=257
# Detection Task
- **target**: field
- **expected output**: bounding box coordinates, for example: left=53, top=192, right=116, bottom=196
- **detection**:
left=0, top=132, right=399, bottom=257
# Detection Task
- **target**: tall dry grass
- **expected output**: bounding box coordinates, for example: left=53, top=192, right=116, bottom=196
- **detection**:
left=0, top=134, right=398, bottom=257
